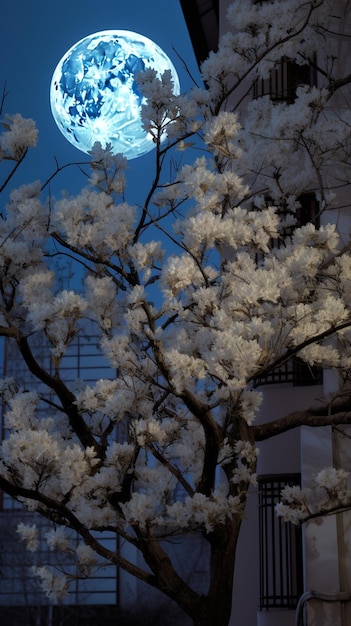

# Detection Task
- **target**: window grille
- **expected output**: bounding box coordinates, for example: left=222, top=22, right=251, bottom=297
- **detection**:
left=295, top=193, right=320, bottom=228
left=255, top=194, right=320, bottom=258
left=277, top=193, right=320, bottom=242
left=258, top=474, right=303, bottom=610
left=271, top=194, right=320, bottom=249
left=253, top=57, right=317, bottom=103
left=254, top=357, right=323, bottom=388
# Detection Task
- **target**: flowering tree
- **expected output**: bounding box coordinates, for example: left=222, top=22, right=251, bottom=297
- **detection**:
left=1, top=2, right=351, bottom=625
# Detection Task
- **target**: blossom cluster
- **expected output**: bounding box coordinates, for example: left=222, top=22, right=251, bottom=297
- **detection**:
left=0, top=113, right=38, bottom=160
left=276, top=467, right=351, bottom=524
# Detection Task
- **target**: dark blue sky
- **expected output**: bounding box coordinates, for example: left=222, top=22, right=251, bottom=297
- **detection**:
left=1, top=0, right=201, bottom=199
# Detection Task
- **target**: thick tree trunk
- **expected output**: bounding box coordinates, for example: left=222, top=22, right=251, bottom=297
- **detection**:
left=190, top=515, right=242, bottom=626
left=192, top=600, right=233, bottom=626
left=137, top=513, right=242, bottom=626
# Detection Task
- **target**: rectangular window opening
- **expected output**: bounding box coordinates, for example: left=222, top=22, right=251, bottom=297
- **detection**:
left=258, top=474, right=303, bottom=611
left=253, top=56, right=317, bottom=103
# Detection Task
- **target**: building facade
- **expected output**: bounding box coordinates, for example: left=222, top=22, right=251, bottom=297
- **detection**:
left=180, top=1, right=351, bottom=625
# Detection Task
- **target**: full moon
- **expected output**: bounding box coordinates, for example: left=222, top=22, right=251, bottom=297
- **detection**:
left=50, top=31, right=180, bottom=159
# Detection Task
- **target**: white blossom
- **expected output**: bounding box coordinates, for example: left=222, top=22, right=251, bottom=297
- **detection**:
left=16, top=523, right=39, bottom=552
left=0, top=113, right=38, bottom=159
left=275, top=502, right=306, bottom=525
left=315, top=467, right=349, bottom=494
left=133, top=418, right=168, bottom=446
left=31, top=566, right=69, bottom=600
left=45, top=527, right=72, bottom=552
left=76, top=543, right=99, bottom=577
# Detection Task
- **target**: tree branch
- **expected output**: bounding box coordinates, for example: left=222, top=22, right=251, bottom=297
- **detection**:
left=148, top=443, right=195, bottom=497
left=0, top=149, right=28, bottom=194
left=248, top=316, right=351, bottom=384
left=0, top=475, right=157, bottom=587
left=16, top=334, right=103, bottom=456
left=328, top=73, right=351, bottom=97
left=51, top=232, right=129, bottom=291
left=252, top=400, right=351, bottom=441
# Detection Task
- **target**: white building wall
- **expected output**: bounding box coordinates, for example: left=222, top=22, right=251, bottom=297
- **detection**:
left=214, top=1, right=351, bottom=625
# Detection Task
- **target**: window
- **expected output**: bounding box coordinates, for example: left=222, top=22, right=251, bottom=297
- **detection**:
left=281, top=193, right=320, bottom=239
left=254, top=358, right=323, bottom=388
left=254, top=57, right=317, bottom=103
left=258, top=474, right=303, bottom=611
left=255, top=193, right=320, bottom=256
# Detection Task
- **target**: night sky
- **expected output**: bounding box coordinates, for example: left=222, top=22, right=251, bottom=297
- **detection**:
left=1, top=0, right=201, bottom=199
left=0, top=0, right=203, bottom=370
